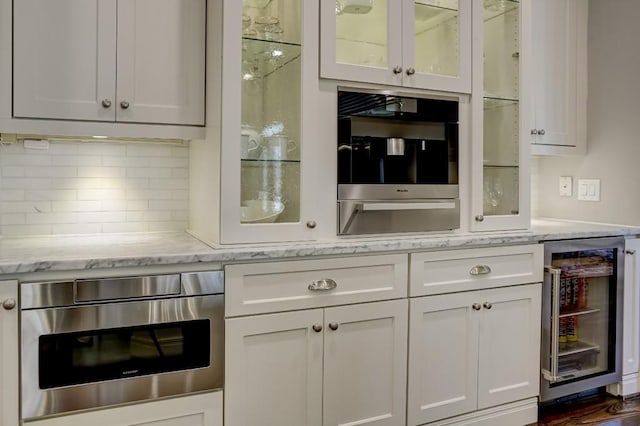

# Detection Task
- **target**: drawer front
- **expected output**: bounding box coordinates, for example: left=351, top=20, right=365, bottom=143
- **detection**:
left=410, top=244, right=543, bottom=296
left=225, top=254, right=408, bottom=316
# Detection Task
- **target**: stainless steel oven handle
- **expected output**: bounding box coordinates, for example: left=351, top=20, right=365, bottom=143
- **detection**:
left=542, top=267, right=562, bottom=383
left=357, top=201, right=457, bottom=211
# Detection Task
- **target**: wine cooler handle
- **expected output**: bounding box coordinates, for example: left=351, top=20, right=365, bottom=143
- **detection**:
left=542, top=266, right=562, bottom=383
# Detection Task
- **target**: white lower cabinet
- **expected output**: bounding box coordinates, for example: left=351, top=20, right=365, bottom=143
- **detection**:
left=24, top=391, right=222, bottom=426
left=408, top=283, right=541, bottom=425
left=225, top=299, right=408, bottom=426
left=0, top=281, right=18, bottom=426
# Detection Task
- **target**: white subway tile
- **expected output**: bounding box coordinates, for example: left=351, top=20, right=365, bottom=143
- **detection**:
left=51, top=155, right=101, bottom=166
left=148, top=221, right=188, bottom=232
left=123, top=157, right=188, bottom=168
left=126, top=167, right=172, bottom=178
left=77, top=167, right=126, bottom=178
left=102, top=222, right=149, bottom=233
left=2, top=214, right=25, bottom=225
left=25, top=166, right=77, bottom=178
left=172, top=210, right=189, bottom=221
left=52, top=200, right=102, bottom=212
left=77, top=211, right=126, bottom=223
left=171, top=145, right=189, bottom=158
left=149, top=199, right=187, bottom=211
left=171, top=168, right=189, bottom=179
left=1, top=201, right=52, bottom=213
left=1, top=178, right=52, bottom=189
left=126, top=189, right=173, bottom=200
left=52, top=223, right=102, bottom=234
left=126, top=200, right=149, bottom=211
left=172, top=190, right=189, bottom=200
left=0, top=190, right=25, bottom=201
left=78, top=143, right=126, bottom=156
left=46, top=142, right=79, bottom=155
left=149, top=178, right=188, bottom=190
left=126, top=210, right=171, bottom=222
left=2, top=224, right=52, bottom=236
left=26, top=212, right=78, bottom=225
left=77, top=189, right=126, bottom=201
left=126, top=144, right=173, bottom=157
left=25, top=190, right=76, bottom=201
left=1, top=154, right=51, bottom=167
left=100, top=199, right=128, bottom=211
left=2, top=167, right=25, bottom=177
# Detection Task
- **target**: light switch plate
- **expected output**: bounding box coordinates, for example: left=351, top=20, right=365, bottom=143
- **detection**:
left=577, top=179, right=600, bottom=201
left=559, top=176, right=572, bottom=197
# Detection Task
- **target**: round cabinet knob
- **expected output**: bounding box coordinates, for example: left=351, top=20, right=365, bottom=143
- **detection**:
left=120, top=100, right=130, bottom=109
left=101, top=99, right=112, bottom=108
left=312, top=324, right=322, bottom=333
left=406, top=67, right=416, bottom=76
left=392, top=66, right=403, bottom=75
left=329, top=322, right=339, bottom=331
left=306, top=220, right=317, bottom=229
left=475, top=215, right=484, bottom=222
left=2, top=298, right=16, bottom=310
left=483, top=302, right=493, bottom=310
left=538, top=129, right=546, bottom=136
left=472, top=303, right=482, bottom=311
left=530, top=129, right=538, bottom=135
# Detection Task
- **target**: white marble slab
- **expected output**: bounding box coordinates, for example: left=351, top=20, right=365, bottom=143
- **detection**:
left=0, top=219, right=639, bottom=275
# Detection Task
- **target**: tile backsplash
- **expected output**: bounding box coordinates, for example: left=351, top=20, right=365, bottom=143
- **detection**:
left=0, top=140, right=189, bottom=236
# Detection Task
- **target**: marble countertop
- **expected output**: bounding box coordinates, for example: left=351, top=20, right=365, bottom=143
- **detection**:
left=1, top=218, right=639, bottom=275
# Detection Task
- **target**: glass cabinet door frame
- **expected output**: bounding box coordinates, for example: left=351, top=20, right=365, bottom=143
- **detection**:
left=219, top=0, right=319, bottom=243
left=401, top=0, right=472, bottom=93
left=320, top=0, right=472, bottom=93
left=470, top=0, right=532, bottom=232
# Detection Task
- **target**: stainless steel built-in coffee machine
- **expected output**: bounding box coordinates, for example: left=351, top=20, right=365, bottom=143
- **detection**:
left=337, top=88, right=459, bottom=235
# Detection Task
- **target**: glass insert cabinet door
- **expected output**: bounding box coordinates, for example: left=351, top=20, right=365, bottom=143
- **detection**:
left=240, top=0, right=301, bottom=226
left=472, top=0, right=530, bottom=231
left=320, top=0, right=471, bottom=92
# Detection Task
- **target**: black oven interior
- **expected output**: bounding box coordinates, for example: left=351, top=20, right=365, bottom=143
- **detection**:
left=338, top=90, right=459, bottom=186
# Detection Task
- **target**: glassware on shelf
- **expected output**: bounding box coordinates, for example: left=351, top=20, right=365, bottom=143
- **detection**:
left=254, top=16, right=280, bottom=37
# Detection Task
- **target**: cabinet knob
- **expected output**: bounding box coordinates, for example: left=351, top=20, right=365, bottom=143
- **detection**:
left=2, top=298, right=16, bottom=310
left=120, top=100, right=130, bottom=109
left=406, top=67, right=416, bottom=76
left=469, top=265, right=492, bottom=276
left=538, top=129, right=546, bottom=136
left=306, top=220, right=317, bottom=229
left=626, top=249, right=637, bottom=255
left=472, top=303, right=482, bottom=311
left=530, top=129, right=538, bottom=135
left=312, top=324, right=322, bottom=333
left=475, top=215, right=484, bottom=222
left=101, top=99, right=112, bottom=108
left=392, top=66, right=403, bottom=75
left=308, top=279, right=337, bottom=292
left=329, top=322, right=339, bottom=331
left=483, top=302, right=493, bottom=310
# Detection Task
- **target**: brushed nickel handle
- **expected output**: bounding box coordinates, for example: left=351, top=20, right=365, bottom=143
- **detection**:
left=308, top=279, right=337, bottom=292
left=306, top=220, right=317, bottom=229
left=406, top=67, right=416, bottom=76
left=312, top=324, right=322, bottom=333
left=101, top=99, right=112, bottom=108
left=483, top=302, right=492, bottom=310
left=626, top=249, right=637, bottom=255
left=542, top=267, right=562, bottom=383
left=392, top=66, right=403, bottom=74
left=531, top=129, right=538, bottom=135
left=329, top=322, right=339, bottom=331
left=2, top=298, right=16, bottom=310
left=120, top=100, right=130, bottom=109
left=469, top=265, right=492, bottom=276
left=475, top=215, right=484, bottom=222
left=538, top=129, right=546, bottom=136
left=472, top=303, right=482, bottom=311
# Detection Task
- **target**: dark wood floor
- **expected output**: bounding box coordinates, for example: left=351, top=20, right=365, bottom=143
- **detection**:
left=536, top=393, right=640, bottom=425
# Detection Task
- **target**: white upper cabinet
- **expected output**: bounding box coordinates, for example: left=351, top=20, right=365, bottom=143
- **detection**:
left=13, top=0, right=205, bottom=126
left=320, top=0, right=472, bottom=93
left=470, top=0, right=531, bottom=232
left=530, top=0, right=587, bottom=156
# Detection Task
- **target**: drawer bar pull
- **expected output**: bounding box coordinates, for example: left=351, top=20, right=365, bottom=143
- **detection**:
left=469, top=265, right=492, bottom=276
left=308, top=278, right=338, bottom=292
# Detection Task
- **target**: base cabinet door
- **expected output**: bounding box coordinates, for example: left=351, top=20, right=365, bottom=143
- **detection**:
left=225, top=300, right=408, bottom=426
left=408, top=291, right=479, bottom=425
left=408, top=283, right=541, bottom=425
left=323, top=300, right=408, bottom=426
left=225, top=309, right=324, bottom=426
left=476, top=284, right=541, bottom=409
left=24, top=391, right=222, bottom=426
left=0, top=281, right=18, bottom=426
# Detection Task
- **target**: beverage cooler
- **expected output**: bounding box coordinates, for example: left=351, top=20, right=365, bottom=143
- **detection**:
left=541, top=237, right=624, bottom=402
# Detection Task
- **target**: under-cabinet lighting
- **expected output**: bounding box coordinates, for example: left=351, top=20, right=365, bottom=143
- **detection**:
left=92, top=135, right=108, bottom=139
left=0, top=133, right=187, bottom=145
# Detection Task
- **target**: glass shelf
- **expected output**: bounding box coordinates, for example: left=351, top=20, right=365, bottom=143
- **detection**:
left=483, top=96, right=518, bottom=109
left=415, top=2, right=458, bottom=36
left=242, top=38, right=302, bottom=79
left=241, top=158, right=301, bottom=164
left=484, top=0, right=519, bottom=22
left=558, top=340, right=600, bottom=358
left=559, top=307, right=601, bottom=319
